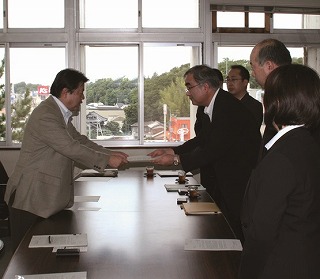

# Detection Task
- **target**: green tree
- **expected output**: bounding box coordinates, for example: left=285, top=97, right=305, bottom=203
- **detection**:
left=160, top=76, right=189, bottom=117
left=11, top=88, right=32, bottom=142
left=104, top=121, right=122, bottom=136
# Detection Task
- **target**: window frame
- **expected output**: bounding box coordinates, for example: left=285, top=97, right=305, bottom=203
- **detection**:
left=0, top=0, right=319, bottom=148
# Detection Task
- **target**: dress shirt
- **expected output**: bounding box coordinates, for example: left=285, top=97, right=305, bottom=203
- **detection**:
left=52, top=95, right=73, bottom=125
left=265, top=124, right=304, bottom=150
left=203, top=88, right=219, bottom=122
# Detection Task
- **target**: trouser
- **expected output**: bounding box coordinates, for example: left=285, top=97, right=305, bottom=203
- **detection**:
left=8, top=192, right=40, bottom=252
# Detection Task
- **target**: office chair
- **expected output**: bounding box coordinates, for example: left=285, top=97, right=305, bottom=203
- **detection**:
left=0, top=161, right=9, bottom=238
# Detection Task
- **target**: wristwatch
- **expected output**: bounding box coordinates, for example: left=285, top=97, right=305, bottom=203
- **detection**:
left=173, top=155, right=179, bottom=166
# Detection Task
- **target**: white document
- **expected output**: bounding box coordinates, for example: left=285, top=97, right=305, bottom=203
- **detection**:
left=74, top=196, right=100, bottom=202
left=76, top=176, right=114, bottom=182
left=77, top=207, right=101, bottom=211
left=157, top=170, right=193, bottom=177
left=184, top=239, right=243, bottom=251
left=164, top=184, right=205, bottom=192
left=29, top=234, right=88, bottom=248
left=127, top=155, right=153, bottom=162
left=15, top=271, right=87, bottom=279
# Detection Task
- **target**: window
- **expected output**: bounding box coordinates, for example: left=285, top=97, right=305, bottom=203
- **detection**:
left=9, top=47, right=65, bottom=143
left=217, top=12, right=245, bottom=28
left=8, top=0, right=64, bottom=28
left=143, top=44, right=200, bottom=142
left=83, top=45, right=139, bottom=141
left=79, top=0, right=138, bottom=28
left=0, top=0, right=3, bottom=29
left=82, top=43, right=201, bottom=144
left=142, top=0, right=199, bottom=28
left=249, top=13, right=264, bottom=28
left=273, top=14, right=303, bottom=29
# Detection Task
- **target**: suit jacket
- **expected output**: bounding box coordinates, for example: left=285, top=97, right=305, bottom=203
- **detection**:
left=240, top=92, right=263, bottom=129
left=5, top=96, right=112, bottom=218
left=174, top=89, right=261, bottom=241
left=240, top=127, right=320, bottom=279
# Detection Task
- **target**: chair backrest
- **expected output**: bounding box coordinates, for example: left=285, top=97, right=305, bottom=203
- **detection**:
left=0, top=161, right=8, bottom=184
left=0, top=161, right=9, bottom=220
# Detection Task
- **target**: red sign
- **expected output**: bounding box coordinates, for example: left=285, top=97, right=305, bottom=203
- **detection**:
left=38, top=86, right=50, bottom=95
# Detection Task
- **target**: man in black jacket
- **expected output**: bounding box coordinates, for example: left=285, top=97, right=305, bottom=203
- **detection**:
left=149, top=65, right=261, bottom=242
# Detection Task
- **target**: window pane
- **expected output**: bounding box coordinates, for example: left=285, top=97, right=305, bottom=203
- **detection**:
left=0, top=47, right=5, bottom=142
left=249, top=13, right=264, bottom=28
left=273, top=14, right=302, bottom=29
left=0, top=0, right=3, bottom=29
left=80, top=0, right=138, bottom=28
left=144, top=44, right=200, bottom=142
left=303, top=15, right=320, bottom=29
left=10, top=48, right=65, bottom=143
left=8, top=0, right=64, bottom=28
left=217, top=12, right=244, bottom=28
left=84, top=46, right=138, bottom=141
left=142, top=0, right=199, bottom=28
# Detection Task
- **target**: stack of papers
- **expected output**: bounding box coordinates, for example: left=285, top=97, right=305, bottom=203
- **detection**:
left=182, top=202, right=221, bottom=215
left=29, top=233, right=88, bottom=252
left=184, top=239, right=242, bottom=251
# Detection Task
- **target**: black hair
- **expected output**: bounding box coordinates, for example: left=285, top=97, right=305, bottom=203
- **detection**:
left=184, top=65, right=221, bottom=89
left=264, top=64, right=320, bottom=130
left=50, top=68, right=89, bottom=98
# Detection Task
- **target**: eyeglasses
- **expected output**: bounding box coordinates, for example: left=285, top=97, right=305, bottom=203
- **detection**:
left=225, top=78, right=243, bottom=83
left=185, top=83, right=202, bottom=93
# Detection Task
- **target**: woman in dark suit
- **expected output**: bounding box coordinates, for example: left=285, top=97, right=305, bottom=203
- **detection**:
left=239, top=64, right=320, bottom=279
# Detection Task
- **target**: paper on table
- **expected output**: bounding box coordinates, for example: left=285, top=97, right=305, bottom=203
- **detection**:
left=184, top=239, right=243, bottom=251
left=164, top=184, right=205, bottom=192
left=74, top=196, right=100, bottom=202
left=157, top=170, right=193, bottom=177
left=29, top=234, right=87, bottom=248
left=14, top=271, right=87, bottom=279
left=182, top=202, right=221, bottom=215
left=76, top=176, right=114, bottom=182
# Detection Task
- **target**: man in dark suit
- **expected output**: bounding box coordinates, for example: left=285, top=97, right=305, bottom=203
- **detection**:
left=226, top=65, right=263, bottom=129
left=149, top=65, right=261, bottom=242
left=250, top=39, right=292, bottom=148
left=240, top=64, right=320, bottom=279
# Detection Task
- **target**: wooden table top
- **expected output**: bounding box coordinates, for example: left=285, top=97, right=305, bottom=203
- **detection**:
left=4, top=169, right=241, bottom=279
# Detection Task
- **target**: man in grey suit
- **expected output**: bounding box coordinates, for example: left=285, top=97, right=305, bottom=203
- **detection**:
left=5, top=68, right=128, bottom=250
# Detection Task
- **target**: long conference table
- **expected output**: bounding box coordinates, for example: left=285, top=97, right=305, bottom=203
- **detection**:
left=3, top=169, right=241, bottom=279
